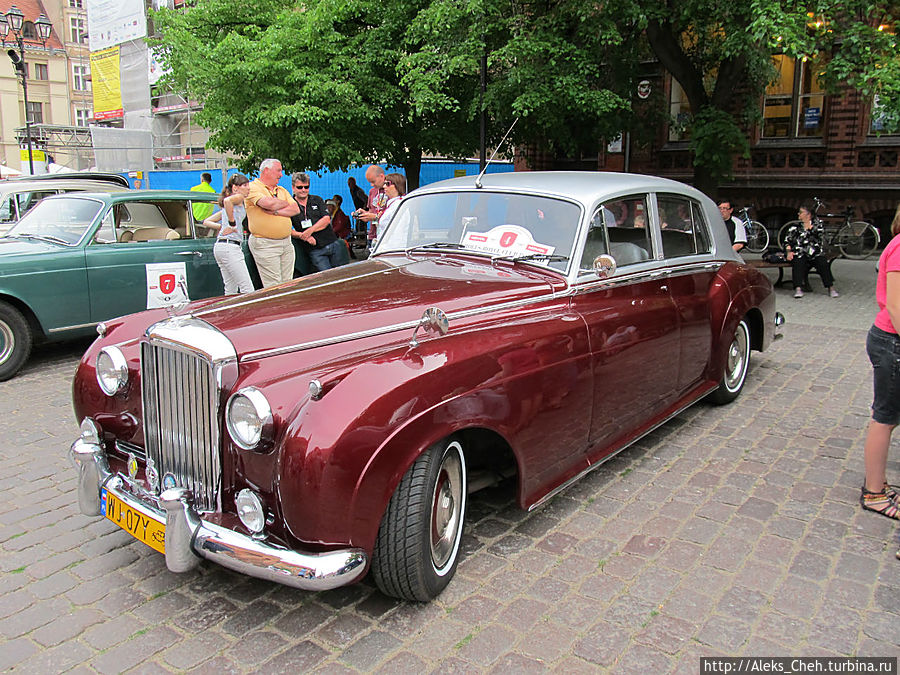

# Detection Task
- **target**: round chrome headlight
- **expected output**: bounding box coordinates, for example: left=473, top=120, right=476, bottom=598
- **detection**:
left=235, top=489, right=266, bottom=534
left=96, top=346, right=128, bottom=395
left=226, top=387, right=273, bottom=450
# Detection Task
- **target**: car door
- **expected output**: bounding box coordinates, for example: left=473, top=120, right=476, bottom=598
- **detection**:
left=655, top=193, right=716, bottom=395
left=571, top=195, right=680, bottom=456
left=84, top=197, right=222, bottom=323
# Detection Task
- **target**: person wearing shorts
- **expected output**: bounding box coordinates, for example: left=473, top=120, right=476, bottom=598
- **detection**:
left=861, top=203, right=900, bottom=522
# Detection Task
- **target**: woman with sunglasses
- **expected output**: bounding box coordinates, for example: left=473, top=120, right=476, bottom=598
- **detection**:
left=375, top=173, right=407, bottom=246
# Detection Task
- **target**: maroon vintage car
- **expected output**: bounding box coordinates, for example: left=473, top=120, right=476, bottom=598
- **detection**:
left=70, top=172, right=782, bottom=601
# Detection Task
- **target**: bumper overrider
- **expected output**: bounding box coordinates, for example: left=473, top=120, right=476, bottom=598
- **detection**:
left=69, top=435, right=368, bottom=591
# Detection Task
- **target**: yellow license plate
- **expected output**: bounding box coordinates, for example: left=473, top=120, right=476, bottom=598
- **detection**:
left=101, top=488, right=166, bottom=554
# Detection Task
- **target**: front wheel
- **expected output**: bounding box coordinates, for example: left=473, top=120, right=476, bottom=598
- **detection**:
left=743, top=220, right=769, bottom=254
left=371, top=436, right=467, bottom=601
left=709, top=319, right=750, bottom=405
left=0, top=300, right=32, bottom=381
left=838, top=221, right=879, bottom=259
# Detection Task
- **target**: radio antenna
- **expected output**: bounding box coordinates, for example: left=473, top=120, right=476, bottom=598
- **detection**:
left=475, top=117, right=518, bottom=189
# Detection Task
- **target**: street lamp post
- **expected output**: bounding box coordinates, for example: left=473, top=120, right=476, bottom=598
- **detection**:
left=0, top=6, right=52, bottom=174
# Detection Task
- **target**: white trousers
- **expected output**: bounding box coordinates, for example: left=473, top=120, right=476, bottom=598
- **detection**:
left=214, top=241, right=254, bottom=295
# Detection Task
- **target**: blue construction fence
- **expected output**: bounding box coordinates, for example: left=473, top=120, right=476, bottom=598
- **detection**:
left=128, top=161, right=514, bottom=209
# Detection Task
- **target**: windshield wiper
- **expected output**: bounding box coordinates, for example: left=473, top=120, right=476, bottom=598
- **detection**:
left=404, top=242, right=468, bottom=254
left=492, top=253, right=570, bottom=264
left=9, top=233, right=70, bottom=245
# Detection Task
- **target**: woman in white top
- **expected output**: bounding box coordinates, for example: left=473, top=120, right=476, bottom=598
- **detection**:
left=203, top=174, right=254, bottom=295
left=376, top=173, right=407, bottom=246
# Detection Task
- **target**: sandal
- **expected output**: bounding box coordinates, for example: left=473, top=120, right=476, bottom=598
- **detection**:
left=860, top=486, right=900, bottom=520
left=886, top=483, right=900, bottom=502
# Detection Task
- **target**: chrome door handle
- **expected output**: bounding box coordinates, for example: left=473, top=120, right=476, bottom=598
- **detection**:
left=660, top=285, right=668, bottom=291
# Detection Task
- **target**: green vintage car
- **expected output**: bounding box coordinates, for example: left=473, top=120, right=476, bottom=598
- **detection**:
left=0, top=190, right=228, bottom=380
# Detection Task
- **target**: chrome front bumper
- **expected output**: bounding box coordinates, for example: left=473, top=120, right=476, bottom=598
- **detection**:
left=69, top=436, right=368, bottom=591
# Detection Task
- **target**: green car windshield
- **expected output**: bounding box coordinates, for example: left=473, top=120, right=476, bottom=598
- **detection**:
left=374, top=191, right=581, bottom=272
left=5, top=196, right=103, bottom=246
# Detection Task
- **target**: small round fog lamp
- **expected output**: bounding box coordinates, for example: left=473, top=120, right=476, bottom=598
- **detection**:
left=96, top=346, right=128, bottom=395
left=236, top=489, right=266, bottom=534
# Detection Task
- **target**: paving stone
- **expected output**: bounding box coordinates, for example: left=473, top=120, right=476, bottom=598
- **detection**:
left=573, top=621, right=631, bottom=666
left=223, top=630, right=287, bottom=666
left=259, top=640, right=330, bottom=673
left=340, top=630, right=404, bottom=670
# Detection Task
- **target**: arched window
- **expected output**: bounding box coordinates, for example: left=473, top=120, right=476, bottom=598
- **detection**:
left=22, top=22, right=37, bottom=39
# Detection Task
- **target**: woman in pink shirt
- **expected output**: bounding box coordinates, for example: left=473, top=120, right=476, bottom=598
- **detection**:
left=862, top=205, right=900, bottom=520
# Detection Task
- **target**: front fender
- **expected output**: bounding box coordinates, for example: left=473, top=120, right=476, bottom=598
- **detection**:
left=271, top=309, right=591, bottom=554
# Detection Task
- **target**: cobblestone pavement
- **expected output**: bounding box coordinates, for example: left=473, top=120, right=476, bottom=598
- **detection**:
left=2, top=259, right=900, bottom=673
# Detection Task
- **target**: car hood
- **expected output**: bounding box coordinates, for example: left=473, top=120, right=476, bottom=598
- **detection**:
left=0, top=237, right=67, bottom=256
left=188, top=254, right=564, bottom=357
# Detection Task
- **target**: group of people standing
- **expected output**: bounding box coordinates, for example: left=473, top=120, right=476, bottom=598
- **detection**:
left=200, top=160, right=407, bottom=293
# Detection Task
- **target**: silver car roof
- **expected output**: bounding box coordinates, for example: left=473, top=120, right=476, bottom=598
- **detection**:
left=415, top=171, right=709, bottom=204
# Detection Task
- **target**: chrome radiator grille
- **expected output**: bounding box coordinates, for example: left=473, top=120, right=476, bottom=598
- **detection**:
left=141, top=341, right=221, bottom=512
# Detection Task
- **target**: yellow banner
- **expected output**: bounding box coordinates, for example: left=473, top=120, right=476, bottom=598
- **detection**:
left=90, top=47, right=123, bottom=120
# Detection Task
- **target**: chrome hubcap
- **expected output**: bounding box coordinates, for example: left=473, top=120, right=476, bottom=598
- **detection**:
left=724, top=323, right=748, bottom=392
left=0, top=320, right=13, bottom=365
left=430, top=445, right=464, bottom=571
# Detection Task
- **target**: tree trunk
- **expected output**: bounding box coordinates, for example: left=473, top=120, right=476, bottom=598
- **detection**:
left=404, top=151, right=422, bottom=192
left=693, top=163, right=717, bottom=197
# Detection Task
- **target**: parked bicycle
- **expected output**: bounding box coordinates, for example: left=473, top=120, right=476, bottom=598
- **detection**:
left=777, top=197, right=880, bottom=259
left=736, top=206, right=769, bottom=254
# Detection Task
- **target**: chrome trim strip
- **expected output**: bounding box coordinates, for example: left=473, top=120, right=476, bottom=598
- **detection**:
left=527, top=383, right=717, bottom=511
left=240, top=290, right=566, bottom=362
left=48, top=321, right=98, bottom=333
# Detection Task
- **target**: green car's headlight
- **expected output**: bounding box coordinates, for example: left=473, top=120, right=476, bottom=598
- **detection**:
left=226, top=387, right=273, bottom=450
left=96, top=346, right=128, bottom=395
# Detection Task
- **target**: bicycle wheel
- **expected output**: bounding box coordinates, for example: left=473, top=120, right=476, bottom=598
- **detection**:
left=743, top=220, right=769, bottom=253
left=777, top=221, right=800, bottom=250
left=838, top=221, right=880, bottom=259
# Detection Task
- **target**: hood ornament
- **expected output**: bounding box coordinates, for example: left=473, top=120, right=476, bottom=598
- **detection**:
left=409, top=307, right=450, bottom=348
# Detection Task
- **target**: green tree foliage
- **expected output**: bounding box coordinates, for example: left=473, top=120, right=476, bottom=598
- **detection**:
left=152, top=1, right=897, bottom=192
left=151, top=0, right=480, bottom=187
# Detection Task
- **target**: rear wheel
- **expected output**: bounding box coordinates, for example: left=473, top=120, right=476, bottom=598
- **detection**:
left=743, top=220, right=769, bottom=254
left=709, top=319, right=750, bottom=405
left=372, top=436, right=467, bottom=601
left=777, top=220, right=800, bottom=250
left=0, top=300, right=32, bottom=381
left=838, top=221, right=879, bottom=259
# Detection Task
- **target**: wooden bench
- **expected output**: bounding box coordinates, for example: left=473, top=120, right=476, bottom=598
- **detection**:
left=746, top=248, right=840, bottom=289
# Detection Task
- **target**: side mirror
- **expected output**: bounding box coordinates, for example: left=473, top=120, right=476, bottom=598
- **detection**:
left=409, top=307, right=449, bottom=348
left=592, top=254, right=616, bottom=278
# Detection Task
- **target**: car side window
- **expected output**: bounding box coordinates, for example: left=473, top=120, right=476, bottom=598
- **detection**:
left=111, top=201, right=189, bottom=242
left=658, top=194, right=709, bottom=258
left=0, top=195, right=17, bottom=223
left=17, top=190, right=57, bottom=217
left=581, top=196, right=652, bottom=272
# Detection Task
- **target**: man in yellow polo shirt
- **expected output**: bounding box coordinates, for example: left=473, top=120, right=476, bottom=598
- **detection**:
left=245, top=158, right=299, bottom=287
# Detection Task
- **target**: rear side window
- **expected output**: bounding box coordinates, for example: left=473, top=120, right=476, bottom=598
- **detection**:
left=657, top=194, right=712, bottom=258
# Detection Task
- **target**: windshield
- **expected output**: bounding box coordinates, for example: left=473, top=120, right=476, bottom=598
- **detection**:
left=374, top=191, right=582, bottom=272
left=5, top=196, right=103, bottom=245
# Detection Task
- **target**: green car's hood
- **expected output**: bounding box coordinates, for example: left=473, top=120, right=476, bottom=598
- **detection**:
left=0, top=237, right=69, bottom=257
